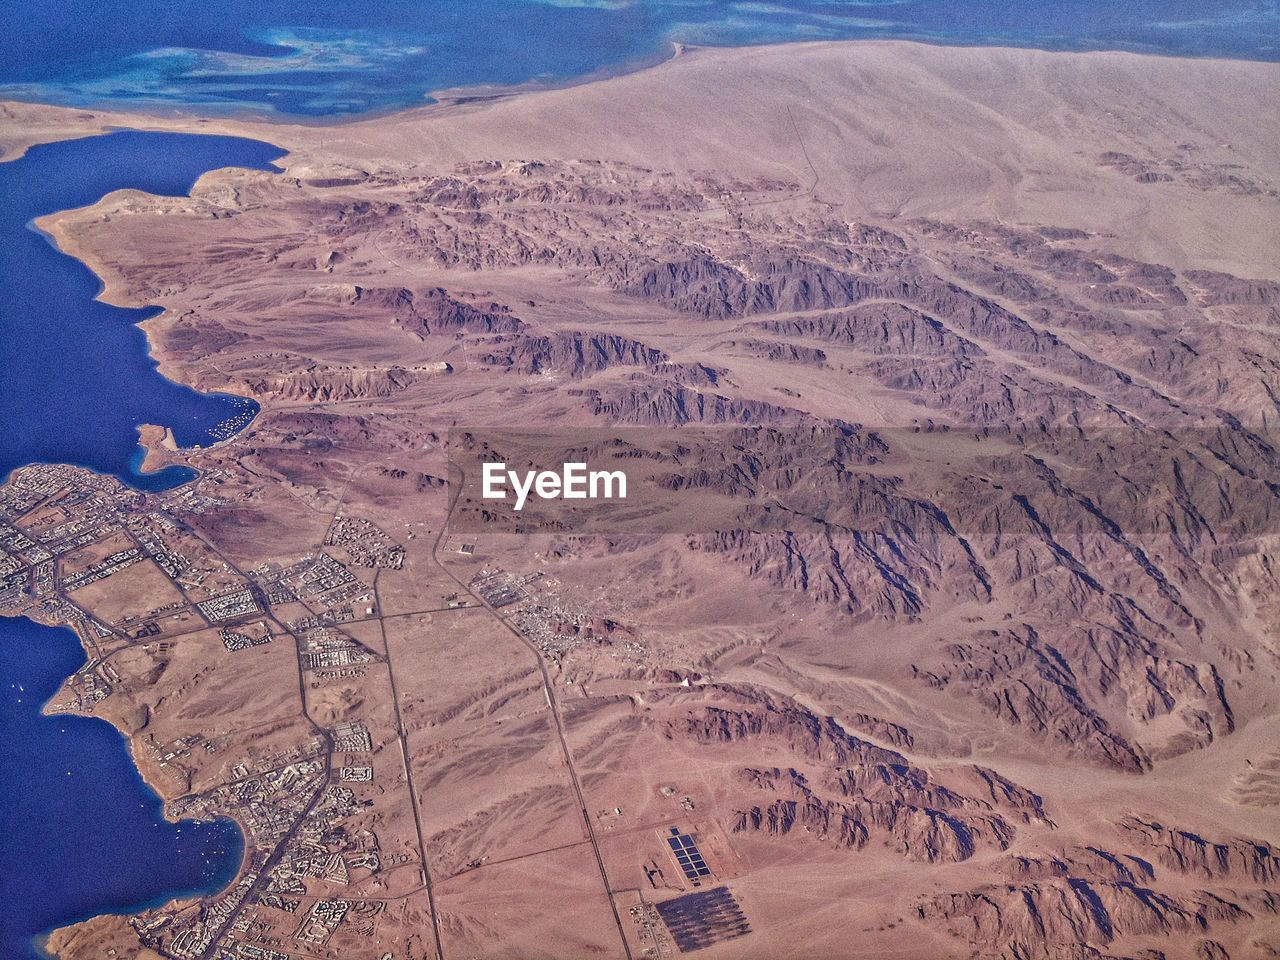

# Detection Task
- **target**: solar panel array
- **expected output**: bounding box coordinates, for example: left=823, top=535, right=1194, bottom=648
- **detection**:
left=667, top=827, right=711, bottom=884
left=655, top=886, right=752, bottom=953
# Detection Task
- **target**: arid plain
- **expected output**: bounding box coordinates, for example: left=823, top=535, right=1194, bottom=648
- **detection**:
left=3, top=40, right=1280, bottom=960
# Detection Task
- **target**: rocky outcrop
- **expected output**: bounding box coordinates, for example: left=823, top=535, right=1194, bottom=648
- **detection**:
left=715, top=337, right=828, bottom=366
left=656, top=360, right=724, bottom=387
left=479, top=330, right=665, bottom=378
left=599, top=249, right=879, bottom=319
left=670, top=700, right=904, bottom=767
left=732, top=784, right=1014, bottom=864
left=1005, top=850, right=1155, bottom=885
left=844, top=712, right=914, bottom=750
left=755, top=302, right=977, bottom=357
left=918, top=880, right=1252, bottom=960
left=1184, top=270, right=1280, bottom=309
left=962, top=766, right=1052, bottom=824
left=913, top=617, right=1235, bottom=771
left=1118, top=817, right=1280, bottom=883
left=663, top=693, right=1044, bottom=865
left=374, top=466, right=447, bottom=492
left=386, top=287, right=525, bottom=338
left=573, top=381, right=798, bottom=425
left=692, top=528, right=930, bottom=618
left=914, top=626, right=1151, bottom=773
left=246, top=364, right=420, bottom=401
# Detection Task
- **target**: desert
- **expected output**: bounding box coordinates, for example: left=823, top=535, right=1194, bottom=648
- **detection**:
left=2, top=36, right=1280, bottom=960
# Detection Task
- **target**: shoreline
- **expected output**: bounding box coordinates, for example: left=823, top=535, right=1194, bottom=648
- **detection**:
left=9, top=37, right=1278, bottom=280
left=1, top=26, right=1277, bottom=138
left=0, top=38, right=691, bottom=164
left=3, top=39, right=690, bottom=135
left=0, top=126, right=291, bottom=954
left=8, top=34, right=1280, bottom=497
left=0, top=611, right=249, bottom=959
left=5, top=35, right=1279, bottom=165
left=3, top=28, right=1280, bottom=960
left=8, top=35, right=1280, bottom=454
left=136, top=424, right=179, bottom=475
left=29, top=185, right=272, bottom=483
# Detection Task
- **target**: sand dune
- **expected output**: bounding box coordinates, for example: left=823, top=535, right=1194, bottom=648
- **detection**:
left=4, top=38, right=1280, bottom=960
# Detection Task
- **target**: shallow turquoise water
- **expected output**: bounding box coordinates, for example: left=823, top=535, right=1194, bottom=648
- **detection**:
left=1, top=1, right=1276, bottom=956
left=2, top=1, right=1276, bottom=117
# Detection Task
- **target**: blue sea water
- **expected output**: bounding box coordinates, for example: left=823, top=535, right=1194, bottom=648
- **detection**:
left=0, top=1, right=1276, bottom=117
left=0, top=617, right=244, bottom=960
left=1, top=1, right=1277, bottom=956
left=0, top=130, right=285, bottom=490
left=0, top=130, right=282, bottom=957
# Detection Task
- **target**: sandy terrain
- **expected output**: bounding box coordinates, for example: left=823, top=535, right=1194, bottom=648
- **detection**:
left=3, top=39, right=1280, bottom=960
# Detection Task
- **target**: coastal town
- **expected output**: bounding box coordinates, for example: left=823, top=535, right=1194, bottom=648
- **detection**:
left=0, top=460, right=748, bottom=960
left=5, top=24, right=1280, bottom=958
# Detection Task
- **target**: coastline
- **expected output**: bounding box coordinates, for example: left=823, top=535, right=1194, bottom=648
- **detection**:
left=0, top=38, right=691, bottom=165
left=0, top=611, right=249, bottom=960
left=3, top=17, right=1278, bottom=149
left=35, top=200, right=164, bottom=308
left=27, top=178, right=272, bottom=475
left=7, top=35, right=1280, bottom=514
left=0, top=130, right=290, bottom=957
left=136, top=424, right=178, bottom=474
left=4, top=34, right=1280, bottom=958
left=33, top=200, right=267, bottom=407
left=5, top=35, right=1279, bottom=165
left=0, top=99, right=303, bottom=166
left=11, top=39, right=1280, bottom=278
